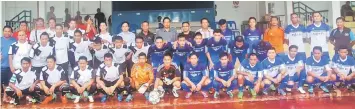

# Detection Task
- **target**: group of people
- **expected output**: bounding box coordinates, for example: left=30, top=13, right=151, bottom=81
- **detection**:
left=1, top=11, right=355, bottom=105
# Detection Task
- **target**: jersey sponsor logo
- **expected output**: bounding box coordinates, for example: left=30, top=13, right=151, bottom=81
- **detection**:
left=345, top=33, right=349, bottom=36
left=210, top=46, right=223, bottom=51
left=188, top=71, right=202, bottom=77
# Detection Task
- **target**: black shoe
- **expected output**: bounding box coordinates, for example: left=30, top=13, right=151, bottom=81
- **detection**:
left=348, top=85, right=355, bottom=91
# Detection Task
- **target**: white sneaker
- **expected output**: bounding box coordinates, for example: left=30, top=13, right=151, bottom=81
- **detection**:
left=9, top=98, right=15, bottom=104
left=88, top=96, right=94, bottom=103
left=298, top=87, right=306, bottom=94
left=172, top=89, right=179, bottom=98
left=74, top=96, right=80, bottom=103
left=26, top=96, right=33, bottom=102
left=286, top=88, right=292, bottom=92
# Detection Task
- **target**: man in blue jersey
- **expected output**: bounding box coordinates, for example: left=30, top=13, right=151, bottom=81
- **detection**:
left=285, top=13, right=307, bottom=60
left=206, top=29, right=227, bottom=69
left=192, top=32, right=209, bottom=67
left=237, top=53, right=263, bottom=99
left=252, top=40, right=272, bottom=61
left=228, top=36, right=249, bottom=66
left=306, top=46, right=333, bottom=93
left=213, top=52, right=237, bottom=98
left=243, top=17, right=262, bottom=52
left=261, top=47, right=287, bottom=95
left=172, top=35, right=193, bottom=72
left=181, top=53, right=212, bottom=98
left=331, top=46, right=355, bottom=91
left=147, top=37, right=171, bottom=76
left=306, top=12, right=331, bottom=59
left=218, top=19, right=235, bottom=45
left=1, top=26, right=16, bottom=102
left=280, top=45, right=307, bottom=94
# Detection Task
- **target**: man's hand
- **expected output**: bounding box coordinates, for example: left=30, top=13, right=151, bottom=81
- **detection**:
left=10, top=67, right=15, bottom=74
left=209, top=63, right=214, bottom=70
left=222, top=80, right=228, bottom=87
left=196, top=84, right=202, bottom=91
left=248, top=74, right=255, bottom=82
left=340, top=74, right=346, bottom=81
left=226, top=81, right=231, bottom=87
left=345, top=75, right=352, bottom=81
left=271, top=78, right=278, bottom=84
left=16, top=89, right=22, bottom=97
left=109, top=86, right=116, bottom=95
left=78, top=87, right=85, bottom=94
left=103, top=87, right=110, bottom=94
left=191, top=84, right=197, bottom=92
left=29, top=85, right=36, bottom=92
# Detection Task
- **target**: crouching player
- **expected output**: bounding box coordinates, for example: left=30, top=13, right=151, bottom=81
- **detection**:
left=131, top=53, right=154, bottom=100
left=261, top=48, right=287, bottom=95
left=331, top=46, right=355, bottom=91
left=280, top=45, right=307, bottom=94
left=40, top=56, right=70, bottom=104
left=5, top=57, right=40, bottom=105
left=96, top=53, right=127, bottom=102
left=181, top=53, right=212, bottom=98
left=70, top=56, right=96, bottom=103
left=237, top=53, right=263, bottom=99
left=306, top=46, right=333, bottom=93
left=154, top=53, right=181, bottom=98
left=213, top=52, right=237, bottom=98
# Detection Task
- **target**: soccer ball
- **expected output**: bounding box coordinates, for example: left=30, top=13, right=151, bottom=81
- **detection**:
left=149, top=90, right=161, bottom=104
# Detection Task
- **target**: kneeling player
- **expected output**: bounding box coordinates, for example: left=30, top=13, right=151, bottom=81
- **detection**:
left=280, top=45, right=307, bottom=94
left=306, top=46, right=333, bottom=93
left=154, top=53, right=181, bottom=98
left=40, top=56, right=69, bottom=104
left=131, top=53, right=154, bottom=99
left=96, top=53, right=128, bottom=102
left=181, top=53, right=212, bottom=98
left=213, top=52, right=237, bottom=98
left=261, top=48, right=287, bottom=95
left=70, top=56, right=96, bottom=103
left=331, top=46, right=355, bottom=91
left=5, top=57, right=40, bottom=105
left=237, top=53, right=263, bottom=99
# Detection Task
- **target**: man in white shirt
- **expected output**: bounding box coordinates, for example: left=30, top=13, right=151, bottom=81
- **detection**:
left=9, top=31, right=32, bottom=73
left=68, top=30, right=93, bottom=68
left=98, top=22, right=112, bottom=45
left=51, top=24, right=71, bottom=80
left=46, top=18, right=56, bottom=38
left=196, top=18, right=214, bottom=39
left=110, top=36, right=131, bottom=74
left=67, top=19, right=85, bottom=42
left=118, top=21, right=136, bottom=45
left=30, top=18, right=47, bottom=44
left=127, top=36, right=150, bottom=77
left=91, top=37, right=110, bottom=69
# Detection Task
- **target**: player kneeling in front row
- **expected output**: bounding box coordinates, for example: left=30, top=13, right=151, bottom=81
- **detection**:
left=237, top=53, right=263, bottom=99
left=306, top=46, right=334, bottom=93
left=181, top=53, right=212, bottom=98
left=5, top=57, right=41, bottom=105
left=70, top=56, right=96, bottom=103
left=261, top=47, right=287, bottom=95
left=213, top=52, right=237, bottom=98
left=154, top=53, right=181, bottom=99
left=96, top=53, right=128, bottom=102
left=131, top=53, right=154, bottom=100
left=331, top=46, right=355, bottom=91
left=40, top=56, right=70, bottom=104
left=280, top=45, right=307, bottom=94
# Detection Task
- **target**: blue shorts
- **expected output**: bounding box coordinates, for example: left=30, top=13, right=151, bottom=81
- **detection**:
left=244, top=77, right=258, bottom=86
left=284, top=74, right=300, bottom=82
left=312, top=73, right=328, bottom=84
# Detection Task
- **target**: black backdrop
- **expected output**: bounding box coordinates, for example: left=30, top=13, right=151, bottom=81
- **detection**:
left=112, top=1, right=214, bottom=11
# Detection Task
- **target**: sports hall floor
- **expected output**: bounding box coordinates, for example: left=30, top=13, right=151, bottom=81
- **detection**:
left=2, top=88, right=355, bottom=109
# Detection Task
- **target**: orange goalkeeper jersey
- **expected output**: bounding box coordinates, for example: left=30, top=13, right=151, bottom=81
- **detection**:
left=263, top=27, right=285, bottom=53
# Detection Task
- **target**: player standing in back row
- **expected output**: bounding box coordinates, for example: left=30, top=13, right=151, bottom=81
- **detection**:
left=285, top=13, right=307, bottom=60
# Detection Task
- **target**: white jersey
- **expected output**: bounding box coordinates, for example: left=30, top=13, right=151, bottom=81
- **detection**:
left=8, top=42, right=32, bottom=69
left=29, top=42, right=55, bottom=67
left=46, top=28, right=56, bottom=38
left=69, top=41, right=93, bottom=61
left=52, top=34, right=70, bottom=64
left=9, top=68, right=37, bottom=90
left=96, top=63, right=123, bottom=82
left=285, top=24, right=306, bottom=52
left=30, top=29, right=47, bottom=43
left=70, top=66, right=95, bottom=86
left=67, top=28, right=85, bottom=42
left=109, top=44, right=131, bottom=64
left=98, top=32, right=112, bottom=45
left=40, top=65, right=66, bottom=85
left=129, top=43, right=150, bottom=63
left=306, top=23, right=330, bottom=52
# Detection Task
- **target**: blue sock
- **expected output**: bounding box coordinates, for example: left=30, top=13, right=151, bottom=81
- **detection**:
left=238, top=86, right=243, bottom=92
left=181, top=83, right=191, bottom=92
left=202, top=82, right=212, bottom=91
left=286, top=85, right=293, bottom=89
left=279, top=82, right=287, bottom=90
left=264, top=84, right=270, bottom=91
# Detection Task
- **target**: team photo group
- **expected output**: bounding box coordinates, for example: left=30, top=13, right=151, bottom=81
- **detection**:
left=1, top=11, right=355, bottom=105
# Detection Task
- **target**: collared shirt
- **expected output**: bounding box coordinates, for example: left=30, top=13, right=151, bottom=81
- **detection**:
left=109, top=44, right=131, bottom=64
left=69, top=40, right=93, bottom=62
left=285, top=24, right=307, bottom=52
left=52, top=34, right=71, bottom=64
left=196, top=28, right=214, bottom=39
left=9, top=68, right=37, bottom=90
left=96, top=63, right=123, bottom=82
left=306, top=23, right=330, bottom=52
left=178, top=31, right=195, bottom=42
left=156, top=28, right=178, bottom=42
left=46, top=28, right=56, bottom=38
left=29, top=42, right=55, bottom=67
left=1, top=37, right=16, bottom=67
left=131, top=63, right=154, bottom=84
left=8, top=41, right=32, bottom=69
left=40, top=65, right=66, bottom=85
left=129, top=43, right=150, bottom=63
left=30, top=29, right=47, bottom=43
left=71, top=65, right=95, bottom=86
left=98, top=32, right=112, bottom=45
left=118, top=32, right=136, bottom=45
left=137, top=31, right=155, bottom=45
left=329, top=27, right=355, bottom=51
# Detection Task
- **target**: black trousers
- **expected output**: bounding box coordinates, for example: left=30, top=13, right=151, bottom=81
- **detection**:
left=70, top=84, right=96, bottom=96
left=6, top=87, right=41, bottom=104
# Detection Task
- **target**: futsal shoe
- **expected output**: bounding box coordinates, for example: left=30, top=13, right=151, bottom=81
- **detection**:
left=125, top=94, right=133, bottom=102
left=298, top=87, right=306, bottom=94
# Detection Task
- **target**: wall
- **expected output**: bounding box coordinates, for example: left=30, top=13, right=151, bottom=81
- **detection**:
left=3, top=1, right=37, bottom=22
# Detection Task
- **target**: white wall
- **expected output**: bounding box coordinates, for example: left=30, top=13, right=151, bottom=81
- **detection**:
left=215, top=1, right=258, bottom=30
left=3, top=1, right=37, bottom=22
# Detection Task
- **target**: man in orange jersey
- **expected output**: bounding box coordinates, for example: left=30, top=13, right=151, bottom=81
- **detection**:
left=131, top=52, right=154, bottom=100
left=263, top=16, right=285, bottom=56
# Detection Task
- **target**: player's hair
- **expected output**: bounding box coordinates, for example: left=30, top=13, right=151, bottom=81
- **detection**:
left=93, top=37, right=102, bottom=44
left=248, top=17, right=257, bottom=22
left=100, top=22, right=107, bottom=26
left=312, top=12, right=322, bottom=17
left=336, top=17, right=345, bottom=22
left=3, top=25, right=13, bottom=33
left=248, top=53, right=257, bottom=58
left=219, top=52, right=229, bottom=59
left=104, top=53, right=113, bottom=59
left=164, top=52, right=173, bottom=59
left=218, top=19, right=227, bottom=25
left=135, top=36, right=144, bottom=41
left=46, top=55, right=56, bottom=62
left=74, top=29, right=82, bottom=35
left=182, top=21, right=190, bottom=25
left=84, top=15, right=91, bottom=21
left=69, top=18, right=76, bottom=23
left=270, top=16, right=279, bottom=21
left=19, top=21, right=28, bottom=25
left=21, top=57, right=32, bottom=64
left=338, top=45, right=348, bottom=51
left=195, top=32, right=203, bottom=38
left=121, top=21, right=130, bottom=27
left=138, top=52, right=147, bottom=58
left=142, top=21, right=149, bottom=25
left=40, top=32, right=50, bottom=38
left=36, top=18, right=44, bottom=22
left=289, top=45, right=298, bottom=51
left=312, top=46, right=323, bottom=52
left=290, top=13, right=298, bottom=17
left=55, top=24, right=63, bottom=28
left=155, top=36, right=163, bottom=41
left=48, top=18, right=56, bottom=23
left=163, top=17, right=171, bottom=22
left=213, top=29, right=222, bottom=34
left=112, top=36, right=123, bottom=42
left=78, top=56, right=88, bottom=61
left=268, top=47, right=276, bottom=52
left=200, top=18, right=209, bottom=24
left=178, top=34, right=185, bottom=39
left=189, top=52, right=199, bottom=58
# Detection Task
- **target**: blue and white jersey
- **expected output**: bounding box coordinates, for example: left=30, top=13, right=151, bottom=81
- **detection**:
left=261, top=57, right=285, bottom=78
left=305, top=56, right=331, bottom=76
left=252, top=41, right=272, bottom=61
left=192, top=39, right=208, bottom=63
left=206, top=37, right=227, bottom=64
left=213, top=62, right=235, bottom=81
left=221, top=29, right=235, bottom=45
left=8, top=41, right=32, bottom=69
left=243, top=28, right=262, bottom=50
left=238, top=59, right=263, bottom=81
left=228, top=42, right=249, bottom=65
left=306, top=23, right=330, bottom=52
left=285, top=24, right=307, bottom=52
left=183, top=63, right=208, bottom=82
left=281, top=54, right=305, bottom=76
left=331, top=55, right=355, bottom=76
left=148, top=43, right=171, bottom=68
left=172, top=43, right=193, bottom=57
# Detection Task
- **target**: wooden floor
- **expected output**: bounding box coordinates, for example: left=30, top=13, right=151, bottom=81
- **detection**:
left=2, top=88, right=355, bottom=109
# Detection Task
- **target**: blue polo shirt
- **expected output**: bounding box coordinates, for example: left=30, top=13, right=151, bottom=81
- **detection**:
left=1, top=36, right=17, bottom=68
